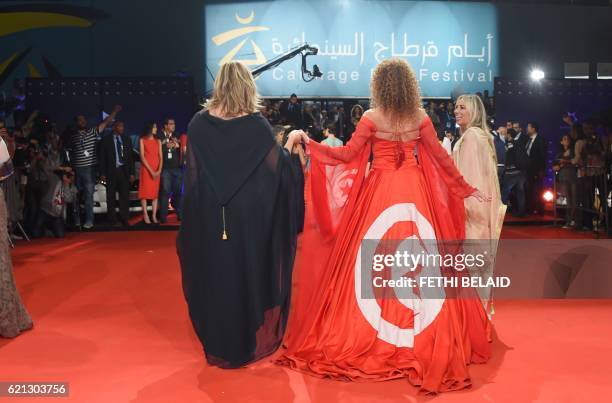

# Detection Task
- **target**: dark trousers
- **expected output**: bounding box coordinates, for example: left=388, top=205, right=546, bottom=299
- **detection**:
left=25, top=179, right=47, bottom=232
left=106, top=167, right=130, bottom=223
left=501, top=171, right=526, bottom=216
left=558, top=178, right=577, bottom=224
left=159, top=167, right=183, bottom=220
left=75, top=166, right=95, bottom=226
left=580, top=174, right=606, bottom=230
left=497, top=166, right=505, bottom=189
left=526, top=171, right=545, bottom=215
left=32, top=211, right=65, bottom=238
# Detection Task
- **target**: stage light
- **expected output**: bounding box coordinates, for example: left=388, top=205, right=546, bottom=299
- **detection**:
left=530, top=69, right=545, bottom=81
left=542, top=190, right=554, bottom=202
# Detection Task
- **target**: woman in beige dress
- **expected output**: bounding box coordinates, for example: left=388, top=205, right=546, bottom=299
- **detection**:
left=0, top=137, right=33, bottom=338
left=453, top=94, right=506, bottom=315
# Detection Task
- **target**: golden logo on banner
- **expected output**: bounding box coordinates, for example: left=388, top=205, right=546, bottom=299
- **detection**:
left=212, top=11, right=269, bottom=66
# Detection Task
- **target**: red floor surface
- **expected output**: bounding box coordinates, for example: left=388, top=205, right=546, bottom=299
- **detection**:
left=2, top=230, right=611, bottom=402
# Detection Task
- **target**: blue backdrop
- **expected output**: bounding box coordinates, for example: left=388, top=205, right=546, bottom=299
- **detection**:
left=205, top=0, right=499, bottom=98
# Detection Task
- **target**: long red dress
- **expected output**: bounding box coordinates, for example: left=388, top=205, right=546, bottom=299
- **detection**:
left=139, top=137, right=161, bottom=200
left=277, top=114, right=491, bottom=393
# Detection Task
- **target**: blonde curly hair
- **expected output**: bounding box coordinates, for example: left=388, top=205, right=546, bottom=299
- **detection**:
left=370, top=58, right=421, bottom=125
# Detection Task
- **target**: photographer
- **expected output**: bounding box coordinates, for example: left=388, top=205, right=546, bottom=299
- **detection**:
left=32, top=168, right=77, bottom=238
left=23, top=141, right=49, bottom=232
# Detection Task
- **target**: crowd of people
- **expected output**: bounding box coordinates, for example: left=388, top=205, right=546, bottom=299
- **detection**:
left=0, top=107, right=187, bottom=240
left=551, top=116, right=611, bottom=230
left=0, top=86, right=610, bottom=244
left=259, top=90, right=496, bottom=141
left=261, top=90, right=611, bottom=234
left=1, top=57, right=611, bottom=395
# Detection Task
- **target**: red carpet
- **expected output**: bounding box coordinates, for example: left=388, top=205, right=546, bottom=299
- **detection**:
left=2, top=230, right=611, bottom=402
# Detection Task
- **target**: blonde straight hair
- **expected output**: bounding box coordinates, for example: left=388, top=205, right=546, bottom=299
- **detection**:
left=456, top=94, right=497, bottom=163
left=205, top=61, right=261, bottom=116
left=456, top=94, right=490, bottom=135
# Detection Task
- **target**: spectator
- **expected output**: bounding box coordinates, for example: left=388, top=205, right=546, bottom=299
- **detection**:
left=444, top=129, right=457, bottom=151
left=336, top=106, right=346, bottom=140
left=98, top=121, right=135, bottom=227
left=321, top=123, right=343, bottom=147
left=68, top=105, right=121, bottom=229
left=346, top=104, right=364, bottom=141
left=512, top=121, right=527, bottom=146
left=427, top=101, right=441, bottom=133
left=24, top=142, right=49, bottom=232
left=441, top=132, right=452, bottom=155
left=446, top=101, right=456, bottom=131
left=303, top=104, right=315, bottom=130
left=437, top=102, right=449, bottom=132
left=319, top=109, right=329, bottom=131
left=525, top=122, right=547, bottom=215
left=580, top=120, right=606, bottom=230
left=138, top=122, right=162, bottom=225
left=501, top=128, right=528, bottom=217
left=312, top=106, right=322, bottom=132
left=281, top=93, right=303, bottom=128
left=42, top=128, right=63, bottom=170
left=571, top=124, right=587, bottom=228
left=493, top=126, right=507, bottom=183
left=553, top=134, right=577, bottom=228
left=269, top=102, right=281, bottom=125
left=158, top=118, right=183, bottom=223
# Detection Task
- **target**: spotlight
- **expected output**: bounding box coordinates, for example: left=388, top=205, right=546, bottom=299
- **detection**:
left=542, top=190, right=554, bottom=202
left=530, top=69, right=545, bottom=81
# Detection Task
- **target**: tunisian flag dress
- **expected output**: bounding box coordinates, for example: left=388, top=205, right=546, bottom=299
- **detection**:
left=277, top=114, right=491, bottom=393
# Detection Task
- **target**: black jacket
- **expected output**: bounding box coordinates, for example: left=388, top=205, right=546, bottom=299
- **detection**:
left=98, top=133, right=135, bottom=177
left=525, top=134, right=547, bottom=174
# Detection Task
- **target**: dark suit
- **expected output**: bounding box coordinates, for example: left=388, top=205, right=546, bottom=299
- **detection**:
left=98, top=133, right=134, bottom=224
left=525, top=133, right=547, bottom=215
left=492, top=131, right=506, bottom=182
left=513, top=131, right=529, bottom=149
left=281, top=101, right=303, bottom=128
left=502, top=136, right=529, bottom=216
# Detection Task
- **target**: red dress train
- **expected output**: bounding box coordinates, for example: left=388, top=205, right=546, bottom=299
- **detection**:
left=277, top=115, right=491, bottom=393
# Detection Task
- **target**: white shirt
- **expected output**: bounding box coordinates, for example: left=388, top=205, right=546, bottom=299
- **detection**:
left=526, top=133, right=538, bottom=156
left=442, top=137, right=452, bottom=155
left=0, top=138, right=10, bottom=165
